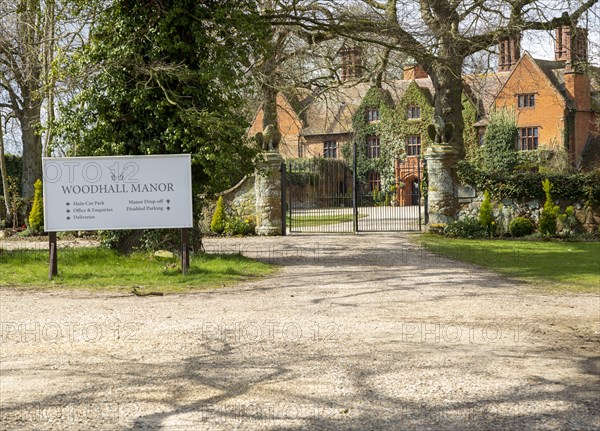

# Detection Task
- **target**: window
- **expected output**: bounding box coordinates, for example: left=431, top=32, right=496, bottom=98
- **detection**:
left=407, top=106, right=421, bottom=119
left=517, top=127, right=539, bottom=151
left=298, top=141, right=304, bottom=158
left=517, top=94, right=536, bottom=108
left=366, top=108, right=380, bottom=122
left=323, top=140, right=337, bottom=158
left=406, top=135, right=421, bottom=156
left=367, top=136, right=380, bottom=158
left=368, top=171, right=381, bottom=192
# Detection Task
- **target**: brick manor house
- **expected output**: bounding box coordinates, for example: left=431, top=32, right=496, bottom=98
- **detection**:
left=249, top=26, right=600, bottom=204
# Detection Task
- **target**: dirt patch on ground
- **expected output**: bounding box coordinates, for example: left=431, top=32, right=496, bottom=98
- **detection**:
left=1, top=234, right=599, bottom=430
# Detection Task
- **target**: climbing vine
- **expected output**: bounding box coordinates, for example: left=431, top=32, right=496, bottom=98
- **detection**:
left=344, top=83, right=477, bottom=195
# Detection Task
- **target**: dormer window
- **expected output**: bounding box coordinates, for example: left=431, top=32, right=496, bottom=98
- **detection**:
left=517, top=94, right=535, bottom=108
left=407, top=106, right=421, bottom=119
left=366, top=108, right=380, bottom=122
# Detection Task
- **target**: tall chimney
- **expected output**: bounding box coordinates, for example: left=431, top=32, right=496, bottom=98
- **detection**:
left=340, top=47, right=363, bottom=81
left=555, top=26, right=588, bottom=66
left=498, top=35, right=521, bottom=72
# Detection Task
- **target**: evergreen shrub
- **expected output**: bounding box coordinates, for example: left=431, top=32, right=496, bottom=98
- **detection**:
left=211, top=196, right=227, bottom=234
left=28, top=179, right=44, bottom=233
left=509, top=217, right=534, bottom=237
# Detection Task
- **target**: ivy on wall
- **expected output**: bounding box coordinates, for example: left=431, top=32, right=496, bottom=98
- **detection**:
left=343, top=83, right=477, bottom=193
left=342, top=87, right=394, bottom=190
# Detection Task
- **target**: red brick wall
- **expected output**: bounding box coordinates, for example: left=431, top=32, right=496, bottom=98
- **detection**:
left=303, top=134, right=350, bottom=159
left=248, top=93, right=303, bottom=159
left=494, top=55, right=567, bottom=152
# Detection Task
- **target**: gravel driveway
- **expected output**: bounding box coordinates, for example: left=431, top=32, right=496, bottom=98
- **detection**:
left=1, top=234, right=599, bottom=430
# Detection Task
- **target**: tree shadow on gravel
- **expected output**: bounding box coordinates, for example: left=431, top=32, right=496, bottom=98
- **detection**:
left=2, top=341, right=598, bottom=430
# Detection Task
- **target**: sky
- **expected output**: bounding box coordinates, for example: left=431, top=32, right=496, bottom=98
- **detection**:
left=3, top=2, right=600, bottom=155
left=522, top=3, right=600, bottom=64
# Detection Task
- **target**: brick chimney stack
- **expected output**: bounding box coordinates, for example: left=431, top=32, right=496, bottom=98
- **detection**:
left=555, top=26, right=589, bottom=66
left=557, top=26, right=592, bottom=164
left=498, top=35, right=521, bottom=72
left=340, top=47, right=363, bottom=81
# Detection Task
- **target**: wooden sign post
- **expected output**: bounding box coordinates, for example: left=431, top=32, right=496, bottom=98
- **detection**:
left=181, top=228, right=190, bottom=275
left=48, top=232, right=58, bottom=280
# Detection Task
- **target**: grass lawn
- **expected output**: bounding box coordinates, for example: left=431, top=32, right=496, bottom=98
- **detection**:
left=0, top=247, right=276, bottom=293
left=287, top=213, right=366, bottom=227
left=419, top=234, right=600, bottom=293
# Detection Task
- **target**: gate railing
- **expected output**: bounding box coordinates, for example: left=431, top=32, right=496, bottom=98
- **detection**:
left=283, top=153, right=424, bottom=234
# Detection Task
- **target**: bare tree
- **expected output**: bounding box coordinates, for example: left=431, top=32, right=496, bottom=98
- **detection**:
left=275, top=0, right=598, bottom=156
left=252, top=0, right=404, bottom=146
left=0, top=0, right=101, bottom=199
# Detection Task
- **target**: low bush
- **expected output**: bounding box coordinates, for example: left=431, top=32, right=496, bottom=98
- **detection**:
left=444, top=217, right=486, bottom=238
left=224, top=216, right=255, bottom=236
left=509, top=217, right=534, bottom=237
left=558, top=205, right=578, bottom=234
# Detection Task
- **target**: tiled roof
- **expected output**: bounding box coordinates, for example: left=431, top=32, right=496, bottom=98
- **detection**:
left=300, top=79, right=434, bottom=137
left=294, top=58, right=596, bottom=136
left=463, top=72, right=511, bottom=117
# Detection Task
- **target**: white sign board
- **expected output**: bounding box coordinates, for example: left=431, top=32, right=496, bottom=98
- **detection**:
left=43, top=155, right=193, bottom=232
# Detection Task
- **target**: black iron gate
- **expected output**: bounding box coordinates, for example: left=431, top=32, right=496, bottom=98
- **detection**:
left=283, top=151, right=425, bottom=234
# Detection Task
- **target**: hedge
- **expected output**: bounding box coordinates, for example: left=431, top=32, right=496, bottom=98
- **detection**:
left=457, top=160, right=600, bottom=204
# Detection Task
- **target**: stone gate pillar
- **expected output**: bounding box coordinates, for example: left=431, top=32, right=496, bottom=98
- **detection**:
left=255, top=151, right=284, bottom=235
left=424, top=145, right=460, bottom=225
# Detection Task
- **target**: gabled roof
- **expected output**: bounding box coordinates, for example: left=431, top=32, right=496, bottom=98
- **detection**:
left=300, top=79, right=435, bottom=137
left=287, top=54, right=598, bottom=137
left=491, top=52, right=570, bottom=110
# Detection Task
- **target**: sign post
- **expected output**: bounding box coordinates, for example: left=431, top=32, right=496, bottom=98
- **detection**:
left=48, top=232, right=57, bottom=279
left=43, top=154, right=193, bottom=278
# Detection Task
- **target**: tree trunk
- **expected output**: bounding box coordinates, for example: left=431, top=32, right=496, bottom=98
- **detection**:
left=20, top=103, right=43, bottom=200
left=0, top=117, right=11, bottom=222
left=43, top=0, right=56, bottom=157
left=429, top=58, right=466, bottom=157
left=261, top=81, right=278, bottom=129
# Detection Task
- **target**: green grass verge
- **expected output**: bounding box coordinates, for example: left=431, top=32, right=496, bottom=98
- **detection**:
left=287, top=213, right=366, bottom=227
left=0, top=247, right=277, bottom=293
left=419, top=234, right=600, bottom=293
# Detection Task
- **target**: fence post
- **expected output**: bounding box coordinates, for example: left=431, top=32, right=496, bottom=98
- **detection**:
left=280, top=162, right=287, bottom=236
left=352, top=140, right=358, bottom=233
left=423, top=158, right=429, bottom=226
left=417, top=156, right=422, bottom=230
